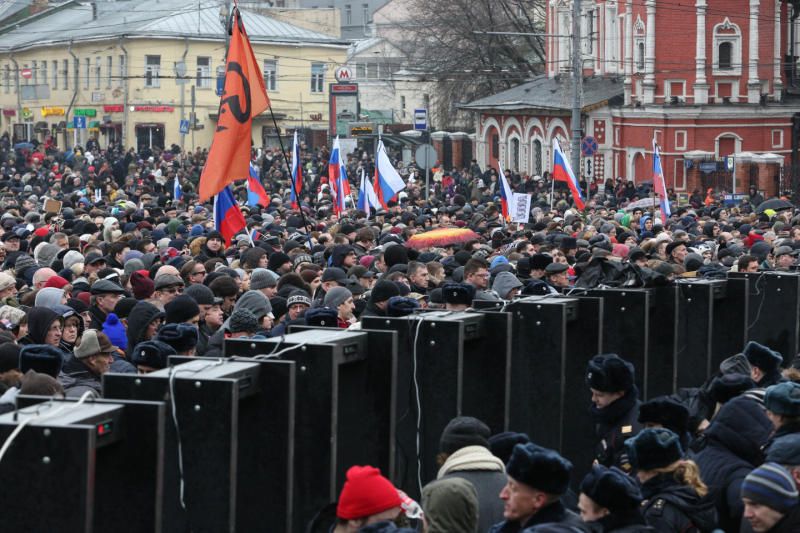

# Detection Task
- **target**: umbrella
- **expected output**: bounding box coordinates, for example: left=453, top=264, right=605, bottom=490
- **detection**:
left=625, top=198, right=661, bottom=212
left=406, top=228, right=479, bottom=250
left=755, top=198, right=793, bottom=214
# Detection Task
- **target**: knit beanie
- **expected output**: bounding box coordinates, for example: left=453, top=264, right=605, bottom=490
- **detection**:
left=370, top=280, right=401, bottom=304
left=439, top=416, right=491, bottom=455
left=488, top=432, right=531, bottom=464
left=164, top=294, right=201, bottom=324
left=130, top=271, right=155, bottom=300
left=44, top=275, right=69, bottom=289
left=0, top=342, right=20, bottom=372
left=249, top=268, right=277, bottom=290
left=741, top=463, right=799, bottom=513
left=336, top=465, right=402, bottom=520
left=124, top=258, right=145, bottom=278
left=229, top=308, right=259, bottom=334
left=324, top=286, right=352, bottom=309
left=114, top=297, right=139, bottom=320
left=102, top=313, right=127, bottom=350
left=184, top=283, right=216, bottom=306
left=267, top=252, right=291, bottom=272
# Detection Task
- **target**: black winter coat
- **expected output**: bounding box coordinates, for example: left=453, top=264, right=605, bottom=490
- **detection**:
left=691, top=396, right=772, bottom=533
left=592, top=389, right=642, bottom=473
left=488, top=501, right=583, bottom=533
left=640, top=474, right=717, bottom=532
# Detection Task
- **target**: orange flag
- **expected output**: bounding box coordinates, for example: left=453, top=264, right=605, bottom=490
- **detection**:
left=199, top=7, right=269, bottom=202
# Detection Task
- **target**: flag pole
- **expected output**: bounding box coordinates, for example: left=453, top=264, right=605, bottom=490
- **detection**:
left=550, top=174, right=555, bottom=211
left=652, top=140, right=658, bottom=219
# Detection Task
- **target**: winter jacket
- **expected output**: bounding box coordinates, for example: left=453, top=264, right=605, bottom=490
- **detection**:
left=422, top=477, right=479, bottom=533
left=584, top=512, right=654, bottom=533
left=19, top=307, right=62, bottom=346
left=691, top=396, right=772, bottom=533
left=438, top=445, right=507, bottom=532
left=640, top=473, right=717, bottom=532
left=125, top=301, right=164, bottom=357
left=592, top=388, right=642, bottom=473
left=356, top=522, right=417, bottom=533
left=204, top=291, right=271, bottom=358
left=59, top=356, right=102, bottom=398
left=489, top=501, right=583, bottom=533
left=88, top=304, right=107, bottom=331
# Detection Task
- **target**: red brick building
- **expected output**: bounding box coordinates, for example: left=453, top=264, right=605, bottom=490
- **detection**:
left=462, top=0, right=800, bottom=197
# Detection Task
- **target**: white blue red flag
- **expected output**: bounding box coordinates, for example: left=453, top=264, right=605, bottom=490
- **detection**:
left=652, top=140, right=671, bottom=221
left=246, top=163, right=270, bottom=207
left=498, top=166, right=513, bottom=221
left=552, top=138, right=585, bottom=210
left=173, top=178, right=182, bottom=202
left=357, top=168, right=380, bottom=218
left=213, top=185, right=247, bottom=246
left=290, top=131, right=303, bottom=209
left=374, top=140, right=405, bottom=209
left=328, top=136, right=348, bottom=215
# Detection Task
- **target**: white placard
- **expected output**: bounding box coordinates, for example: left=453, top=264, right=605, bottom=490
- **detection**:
left=511, top=193, right=532, bottom=223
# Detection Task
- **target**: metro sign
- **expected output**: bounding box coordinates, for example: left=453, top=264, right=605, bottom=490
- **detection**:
left=334, top=66, right=354, bottom=82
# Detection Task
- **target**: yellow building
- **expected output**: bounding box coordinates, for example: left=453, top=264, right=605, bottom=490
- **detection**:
left=0, top=0, right=349, bottom=150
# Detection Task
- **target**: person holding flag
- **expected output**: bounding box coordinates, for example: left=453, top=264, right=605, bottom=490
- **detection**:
left=198, top=6, right=269, bottom=202
left=247, top=163, right=270, bottom=208
left=328, top=136, right=348, bottom=215
left=552, top=138, right=586, bottom=210
left=497, top=166, right=513, bottom=222
left=290, top=131, right=303, bottom=209
left=213, top=185, right=247, bottom=246
left=173, top=177, right=183, bottom=203
left=374, top=140, right=405, bottom=209
left=652, top=140, right=671, bottom=221
left=357, top=168, right=379, bottom=219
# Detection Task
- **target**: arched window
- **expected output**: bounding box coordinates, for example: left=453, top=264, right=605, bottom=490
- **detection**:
left=718, top=42, right=733, bottom=70
left=533, top=140, right=542, bottom=176
left=510, top=138, right=520, bottom=171
left=637, top=42, right=645, bottom=71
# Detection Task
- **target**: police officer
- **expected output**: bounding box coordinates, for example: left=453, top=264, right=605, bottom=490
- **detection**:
left=586, top=353, right=642, bottom=473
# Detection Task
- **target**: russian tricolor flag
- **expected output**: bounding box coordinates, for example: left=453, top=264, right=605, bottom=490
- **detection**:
left=652, top=140, right=671, bottom=221
left=498, top=166, right=513, bottom=221
left=213, top=185, right=247, bottom=246
left=552, top=138, right=585, bottom=210
left=247, top=163, right=270, bottom=207
left=357, top=168, right=380, bottom=218
left=374, top=140, right=405, bottom=209
left=328, top=136, right=348, bottom=215
left=173, top=178, right=182, bottom=202
left=290, top=131, right=303, bottom=209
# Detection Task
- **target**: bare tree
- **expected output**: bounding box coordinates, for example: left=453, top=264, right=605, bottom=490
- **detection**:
left=391, top=0, right=546, bottom=127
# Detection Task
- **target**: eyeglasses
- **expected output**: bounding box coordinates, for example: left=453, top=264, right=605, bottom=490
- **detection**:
left=163, top=287, right=184, bottom=294
left=192, top=270, right=206, bottom=276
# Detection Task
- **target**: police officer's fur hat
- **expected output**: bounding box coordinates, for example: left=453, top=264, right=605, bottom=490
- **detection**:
left=586, top=354, right=635, bottom=393
left=624, top=428, right=683, bottom=471
left=637, top=397, right=690, bottom=436
left=506, top=443, right=572, bottom=495
left=743, top=341, right=783, bottom=373
left=579, top=464, right=642, bottom=512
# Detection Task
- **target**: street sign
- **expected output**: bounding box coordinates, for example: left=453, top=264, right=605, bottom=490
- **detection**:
left=20, top=68, right=32, bottom=80
left=414, top=108, right=428, bottom=131
left=179, top=119, right=190, bottom=134
left=415, top=144, right=437, bottom=170
left=334, top=66, right=354, bottom=82
left=73, top=116, right=86, bottom=129
left=581, top=136, right=598, bottom=157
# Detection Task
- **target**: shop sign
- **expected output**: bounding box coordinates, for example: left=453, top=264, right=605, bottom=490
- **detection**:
left=74, top=108, right=97, bottom=117
left=134, top=105, right=174, bottom=112
left=21, top=108, right=33, bottom=120
left=2, top=109, right=15, bottom=117
left=104, top=105, right=123, bottom=113
left=41, top=107, right=65, bottom=117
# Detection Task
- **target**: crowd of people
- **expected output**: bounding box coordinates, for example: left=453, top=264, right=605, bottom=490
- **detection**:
left=0, top=134, right=798, bottom=532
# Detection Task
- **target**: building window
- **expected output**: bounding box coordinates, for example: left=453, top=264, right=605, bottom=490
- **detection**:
left=636, top=41, right=645, bottom=71
left=712, top=18, right=742, bottom=75
left=63, top=59, right=69, bottom=90
left=582, top=8, right=597, bottom=56
left=510, top=138, right=520, bottom=171
left=362, top=3, right=369, bottom=25
left=345, top=4, right=352, bottom=25
left=196, top=56, right=211, bottom=88
left=263, top=59, right=277, bottom=91
left=41, top=61, right=47, bottom=87
left=73, top=58, right=79, bottom=89
left=118, top=55, right=125, bottom=88
left=400, top=95, right=406, bottom=118
left=52, top=60, right=58, bottom=90
left=84, top=58, right=90, bottom=89
left=533, top=139, right=543, bottom=176
left=95, top=57, right=101, bottom=89
left=106, top=56, right=112, bottom=88
left=772, top=129, right=783, bottom=148
left=367, top=62, right=378, bottom=79
left=491, top=134, right=499, bottom=160
left=145, top=55, right=161, bottom=88
left=3, top=65, right=8, bottom=94
left=310, top=62, right=324, bottom=93
left=675, top=130, right=687, bottom=151
left=31, top=60, right=37, bottom=84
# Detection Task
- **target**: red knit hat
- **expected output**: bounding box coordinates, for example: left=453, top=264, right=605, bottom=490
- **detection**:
left=336, top=466, right=402, bottom=520
left=44, top=275, right=69, bottom=289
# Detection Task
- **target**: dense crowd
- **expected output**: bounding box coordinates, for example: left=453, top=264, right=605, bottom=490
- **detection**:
left=0, top=134, right=799, bottom=532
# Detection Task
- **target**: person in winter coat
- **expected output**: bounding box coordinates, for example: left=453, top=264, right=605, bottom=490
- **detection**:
left=19, top=307, right=64, bottom=348
left=763, top=382, right=800, bottom=451
left=741, top=463, right=800, bottom=532
left=578, top=464, right=652, bottom=532
left=435, top=416, right=507, bottom=532
left=125, top=301, right=164, bottom=358
left=421, top=477, right=479, bottom=533
left=360, top=280, right=401, bottom=319
left=205, top=290, right=272, bottom=357
left=332, top=465, right=406, bottom=533
left=489, top=443, right=583, bottom=532
left=744, top=341, right=785, bottom=388
left=586, top=354, right=642, bottom=473
left=59, top=330, right=117, bottom=398
left=625, top=428, right=717, bottom=532
left=691, top=396, right=773, bottom=532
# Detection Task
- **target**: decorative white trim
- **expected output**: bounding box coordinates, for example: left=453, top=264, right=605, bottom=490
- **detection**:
left=524, top=117, right=546, bottom=144
left=664, top=79, right=687, bottom=99
left=675, top=130, right=688, bottom=150
left=714, top=132, right=743, bottom=158
left=772, top=129, right=784, bottom=148
left=673, top=158, right=687, bottom=190
left=712, top=18, right=742, bottom=76
left=714, top=80, right=740, bottom=103
left=501, top=116, right=523, bottom=141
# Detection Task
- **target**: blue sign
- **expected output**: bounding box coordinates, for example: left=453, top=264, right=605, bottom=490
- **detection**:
left=179, top=119, right=190, bottom=134
left=414, top=108, right=427, bottom=131
left=581, top=136, right=598, bottom=157
left=73, top=116, right=86, bottom=129
left=699, top=161, right=719, bottom=173
left=216, top=73, right=225, bottom=96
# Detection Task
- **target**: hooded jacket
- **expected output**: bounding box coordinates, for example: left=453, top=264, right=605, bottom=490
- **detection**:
left=125, top=301, right=164, bottom=357
left=640, top=473, right=717, bottom=532
left=422, top=477, right=479, bottom=533
left=691, top=396, right=772, bottom=532
left=19, top=307, right=62, bottom=346
left=437, top=445, right=507, bottom=533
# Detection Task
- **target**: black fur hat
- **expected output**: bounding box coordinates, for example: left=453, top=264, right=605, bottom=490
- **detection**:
left=579, top=464, right=642, bottom=512
left=506, top=443, right=572, bottom=495
left=625, top=428, right=683, bottom=471
left=638, top=397, right=690, bottom=436
left=743, top=341, right=783, bottom=373
left=586, top=354, right=635, bottom=393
